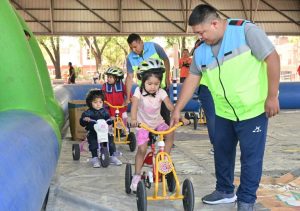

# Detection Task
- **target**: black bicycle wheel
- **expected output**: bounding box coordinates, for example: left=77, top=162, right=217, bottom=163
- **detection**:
left=166, top=171, right=176, bottom=192
left=128, top=132, right=136, bottom=152
left=100, top=147, right=110, bottom=167
left=127, top=122, right=131, bottom=133
left=136, top=181, right=147, bottom=211
left=182, top=179, right=194, bottom=211
left=125, top=164, right=132, bottom=194
left=72, top=144, right=80, bottom=160
left=41, top=187, right=50, bottom=209
left=184, top=112, right=190, bottom=119
left=193, top=113, right=198, bottom=130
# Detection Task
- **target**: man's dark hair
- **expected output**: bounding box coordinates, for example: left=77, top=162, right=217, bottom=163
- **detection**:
left=127, top=33, right=142, bottom=44
left=24, top=30, right=31, bottom=38
left=188, top=4, right=219, bottom=26
left=68, top=62, right=72, bottom=66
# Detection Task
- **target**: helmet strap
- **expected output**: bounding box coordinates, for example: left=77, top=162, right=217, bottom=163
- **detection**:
left=141, top=86, right=157, bottom=98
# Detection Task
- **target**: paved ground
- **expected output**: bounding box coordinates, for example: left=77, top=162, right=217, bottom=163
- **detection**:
left=46, top=110, right=300, bottom=211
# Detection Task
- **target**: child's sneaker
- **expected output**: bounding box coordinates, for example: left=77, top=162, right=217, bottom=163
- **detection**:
left=92, top=157, right=100, bottom=168
left=110, top=156, right=122, bottom=166
left=130, top=175, right=141, bottom=191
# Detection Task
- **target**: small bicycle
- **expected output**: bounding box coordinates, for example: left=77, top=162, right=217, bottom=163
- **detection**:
left=72, top=119, right=111, bottom=167
left=104, top=101, right=136, bottom=152
left=125, top=122, right=194, bottom=211
left=185, top=107, right=206, bottom=130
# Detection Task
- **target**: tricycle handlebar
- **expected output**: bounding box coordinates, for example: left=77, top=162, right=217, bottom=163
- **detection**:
left=138, top=122, right=183, bottom=135
left=104, top=101, right=126, bottom=109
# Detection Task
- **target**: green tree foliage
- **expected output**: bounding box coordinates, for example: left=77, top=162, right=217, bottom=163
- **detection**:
left=165, top=36, right=197, bottom=56
left=288, top=36, right=300, bottom=44
left=80, top=36, right=112, bottom=73
left=103, top=37, right=128, bottom=69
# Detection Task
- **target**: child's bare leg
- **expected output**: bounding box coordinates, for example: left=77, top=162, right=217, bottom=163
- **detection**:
left=164, top=131, right=174, bottom=154
left=122, top=112, right=128, bottom=126
left=134, top=143, right=148, bottom=175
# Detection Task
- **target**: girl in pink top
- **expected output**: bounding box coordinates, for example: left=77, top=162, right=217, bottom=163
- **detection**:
left=130, top=58, right=174, bottom=191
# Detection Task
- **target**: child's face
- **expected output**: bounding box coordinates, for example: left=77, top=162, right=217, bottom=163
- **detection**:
left=107, top=75, right=116, bottom=84
left=144, top=75, right=160, bottom=94
left=91, top=98, right=103, bottom=110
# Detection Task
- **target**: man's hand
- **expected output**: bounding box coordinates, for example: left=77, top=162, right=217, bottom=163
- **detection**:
left=265, top=96, right=280, bottom=118
left=170, top=109, right=181, bottom=127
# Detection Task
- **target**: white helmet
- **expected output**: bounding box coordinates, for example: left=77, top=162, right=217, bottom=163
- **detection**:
left=105, top=67, right=124, bottom=79
left=136, top=58, right=165, bottom=80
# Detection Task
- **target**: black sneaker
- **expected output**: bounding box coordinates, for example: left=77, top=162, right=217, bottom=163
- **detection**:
left=202, top=190, right=237, bottom=204
left=237, top=201, right=255, bottom=211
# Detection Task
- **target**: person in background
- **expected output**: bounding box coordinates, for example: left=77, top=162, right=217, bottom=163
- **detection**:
left=171, top=4, right=280, bottom=211
left=179, top=49, right=192, bottom=83
left=102, top=67, right=128, bottom=127
left=68, top=62, right=76, bottom=84
left=80, top=89, right=122, bottom=167
left=93, top=71, right=100, bottom=84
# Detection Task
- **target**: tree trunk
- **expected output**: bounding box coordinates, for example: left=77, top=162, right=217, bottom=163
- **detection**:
left=182, top=37, right=186, bottom=50
left=54, top=37, right=61, bottom=79
left=39, top=37, right=61, bottom=79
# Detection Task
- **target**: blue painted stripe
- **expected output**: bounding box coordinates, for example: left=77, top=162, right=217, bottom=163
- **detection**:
left=279, top=82, right=300, bottom=109
left=55, top=84, right=139, bottom=115
left=0, top=110, right=59, bottom=211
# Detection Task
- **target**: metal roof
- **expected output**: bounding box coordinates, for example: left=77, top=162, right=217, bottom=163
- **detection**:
left=11, top=0, right=300, bottom=36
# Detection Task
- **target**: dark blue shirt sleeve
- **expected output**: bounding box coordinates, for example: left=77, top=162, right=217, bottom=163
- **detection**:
left=101, top=108, right=112, bottom=125
left=80, top=110, right=88, bottom=127
left=79, top=110, right=96, bottom=131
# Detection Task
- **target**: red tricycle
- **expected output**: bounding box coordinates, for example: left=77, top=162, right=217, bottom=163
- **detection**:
left=125, top=122, right=194, bottom=211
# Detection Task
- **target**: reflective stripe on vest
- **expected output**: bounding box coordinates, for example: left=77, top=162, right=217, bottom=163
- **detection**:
left=194, top=19, right=268, bottom=121
left=128, top=42, right=166, bottom=88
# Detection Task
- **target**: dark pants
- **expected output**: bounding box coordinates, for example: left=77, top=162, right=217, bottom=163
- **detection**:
left=160, top=87, right=171, bottom=125
left=180, top=77, right=186, bottom=83
left=198, top=85, right=215, bottom=145
left=69, top=76, right=75, bottom=84
left=88, top=133, right=116, bottom=157
left=214, top=113, right=268, bottom=203
left=160, top=101, right=170, bottom=125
